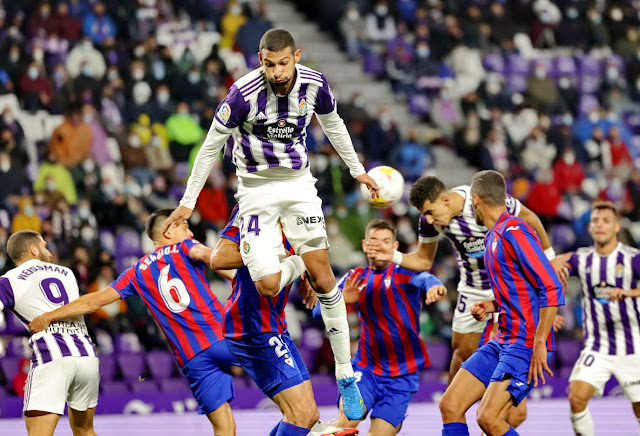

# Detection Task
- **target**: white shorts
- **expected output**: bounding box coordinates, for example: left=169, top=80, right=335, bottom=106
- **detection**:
left=235, top=171, right=329, bottom=281
left=24, top=356, right=99, bottom=415
left=452, top=284, right=494, bottom=334
left=569, top=349, right=640, bottom=402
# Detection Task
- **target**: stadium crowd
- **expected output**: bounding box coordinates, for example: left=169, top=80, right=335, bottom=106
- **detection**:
left=0, top=0, right=638, bottom=401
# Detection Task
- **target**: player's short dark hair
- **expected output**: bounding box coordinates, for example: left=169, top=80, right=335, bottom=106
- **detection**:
left=365, top=219, right=396, bottom=240
left=259, top=29, right=297, bottom=54
left=6, top=230, right=42, bottom=263
left=470, top=170, right=506, bottom=206
left=591, top=200, right=620, bottom=218
left=145, top=209, right=174, bottom=240
left=409, top=176, right=447, bottom=209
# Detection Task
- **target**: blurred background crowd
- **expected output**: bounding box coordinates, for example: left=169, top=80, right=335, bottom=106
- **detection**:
left=0, top=0, right=638, bottom=400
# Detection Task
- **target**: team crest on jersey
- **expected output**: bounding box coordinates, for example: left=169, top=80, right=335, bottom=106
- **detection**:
left=299, top=98, right=307, bottom=115
left=384, top=277, right=391, bottom=289
left=242, top=241, right=250, bottom=254
left=218, top=103, right=231, bottom=123
left=616, top=264, right=624, bottom=278
left=491, top=236, right=497, bottom=252
left=284, top=355, right=295, bottom=367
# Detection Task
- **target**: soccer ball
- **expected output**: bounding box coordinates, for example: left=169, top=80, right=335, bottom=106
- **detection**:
left=360, top=166, right=405, bottom=209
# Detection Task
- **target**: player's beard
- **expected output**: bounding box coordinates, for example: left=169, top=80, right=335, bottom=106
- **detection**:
left=270, top=76, right=291, bottom=88
left=37, top=251, right=52, bottom=263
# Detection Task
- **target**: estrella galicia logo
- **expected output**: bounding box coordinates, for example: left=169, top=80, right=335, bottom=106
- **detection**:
left=592, top=281, right=614, bottom=305
left=462, top=236, right=486, bottom=258
left=296, top=216, right=325, bottom=226
left=265, top=119, right=298, bottom=140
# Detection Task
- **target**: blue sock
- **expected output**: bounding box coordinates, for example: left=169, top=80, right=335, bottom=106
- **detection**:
left=275, top=421, right=310, bottom=436
left=442, top=422, right=469, bottom=436
left=270, top=420, right=283, bottom=436
left=501, top=427, right=519, bottom=436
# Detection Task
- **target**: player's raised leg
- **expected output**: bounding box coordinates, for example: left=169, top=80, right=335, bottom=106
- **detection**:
left=25, top=411, right=60, bottom=436
left=67, top=407, right=97, bottom=436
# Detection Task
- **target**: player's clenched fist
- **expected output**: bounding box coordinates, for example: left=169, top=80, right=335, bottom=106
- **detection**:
left=471, top=300, right=497, bottom=322
left=425, top=285, right=447, bottom=305
left=29, top=314, right=51, bottom=333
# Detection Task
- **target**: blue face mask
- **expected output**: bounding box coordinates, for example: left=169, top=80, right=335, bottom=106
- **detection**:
left=28, top=67, right=38, bottom=80
left=188, top=72, right=200, bottom=84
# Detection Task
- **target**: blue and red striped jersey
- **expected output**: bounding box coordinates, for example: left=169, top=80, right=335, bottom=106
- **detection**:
left=479, top=314, right=556, bottom=351
left=110, top=239, right=225, bottom=366
left=221, top=205, right=294, bottom=340
left=339, top=264, right=440, bottom=377
left=484, top=212, right=565, bottom=349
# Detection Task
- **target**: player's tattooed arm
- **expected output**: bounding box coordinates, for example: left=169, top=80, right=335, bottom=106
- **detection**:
left=210, top=237, right=244, bottom=270
left=29, top=287, right=121, bottom=333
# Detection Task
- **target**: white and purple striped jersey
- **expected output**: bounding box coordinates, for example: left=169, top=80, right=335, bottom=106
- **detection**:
left=0, top=259, right=96, bottom=367
left=418, top=185, right=521, bottom=293
left=568, top=243, right=640, bottom=356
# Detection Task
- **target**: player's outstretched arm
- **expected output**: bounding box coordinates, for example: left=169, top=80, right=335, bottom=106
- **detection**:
left=470, top=300, right=498, bottom=322
left=528, top=305, right=558, bottom=387
left=29, top=287, right=121, bottom=333
left=209, top=237, right=244, bottom=270
left=366, top=239, right=438, bottom=272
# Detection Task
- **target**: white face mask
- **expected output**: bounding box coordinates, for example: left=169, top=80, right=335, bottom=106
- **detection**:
left=28, top=67, right=39, bottom=80
left=564, top=153, right=576, bottom=165
left=588, top=112, right=599, bottom=123
left=534, top=68, right=546, bottom=79
left=132, top=69, right=144, bottom=81
left=157, top=91, right=170, bottom=104
left=347, top=9, right=359, bottom=20
left=83, top=113, right=93, bottom=123
left=559, top=77, right=570, bottom=89
left=0, top=160, right=10, bottom=172
left=33, top=49, right=44, bottom=61
left=606, top=67, right=619, bottom=80
left=375, top=5, right=388, bottom=15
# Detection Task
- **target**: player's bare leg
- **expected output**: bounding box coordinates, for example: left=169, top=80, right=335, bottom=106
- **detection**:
left=476, top=380, right=514, bottom=436
left=440, top=368, right=486, bottom=425
left=302, top=249, right=364, bottom=420
left=505, top=398, right=527, bottom=428
left=68, top=407, right=97, bottom=436
left=255, top=256, right=307, bottom=298
left=448, top=331, right=482, bottom=385
left=204, top=402, right=236, bottom=436
left=568, top=380, right=596, bottom=436
left=633, top=402, right=640, bottom=428
left=272, top=382, right=320, bottom=430
left=369, top=418, right=402, bottom=436
left=25, top=410, right=60, bottom=436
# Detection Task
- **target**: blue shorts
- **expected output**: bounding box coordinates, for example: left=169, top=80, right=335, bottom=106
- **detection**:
left=349, top=365, right=419, bottom=428
left=226, top=332, right=310, bottom=398
left=461, top=340, right=533, bottom=406
left=180, top=340, right=238, bottom=415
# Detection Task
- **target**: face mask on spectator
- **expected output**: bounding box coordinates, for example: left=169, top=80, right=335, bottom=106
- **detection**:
left=33, top=49, right=44, bottom=62
left=132, top=69, right=144, bottom=81
left=375, top=5, right=388, bottom=15
left=129, top=135, right=141, bottom=148
left=152, top=65, right=165, bottom=81
left=566, top=8, right=578, bottom=20
left=230, top=5, right=242, bottom=15
left=46, top=180, right=56, bottom=191
left=416, top=46, right=430, bottom=58
left=151, top=135, right=162, bottom=147
left=564, top=153, right=576, bottom=165
left=588, top=112, right=599, bottom=123
left=559, top=77, right=570, bottom=89
left=3, top=114, right=13, bottom=124
left=82, top=159, right=95, bottom=172
left=606, top=66, right=619, bottom=80
left=188, top=72, right=200, bottom=84
left=157, top=91, right=170, bottom=104
left=0, top=160, right=9, bottom=172
left=24, top=206, right=34, bottom=216
left=177, top=108, right=189, bottom=116
left=81, top=226, right=95, bottom=241
left=534, top=68, right=546, bottom=79
left=9, top=51, right=19, bottom=62
left=82, top=64, right=92, bottom=76
left=347, top=9, right=359, bottom=20
left=27, top=67, right=38, bottom=80
left=54, top=69, right=65, bottom=82
left=78, top=206, right=90, bottom=219
left=590, top=14, right=601, bottom=24
left=562, top=114, right=573, bottom=126
left=134, top=46, right=145, bottom=58
left=82, top=40, right=92, bottom=51
left=83, top=113, right=93, bottom=123
left=107, top=69, right=119, bottom=81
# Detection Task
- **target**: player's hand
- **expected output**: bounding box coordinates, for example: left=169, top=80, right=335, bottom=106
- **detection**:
left=603, top=287, right=627, bottom=301
left=471, top=301, right=488, bottom=322
left=29, top=314, right=51, bottom=333
left=162, top=206, right=193, bottom=234
left=364, top=239, right=393, bottom=262
left=425, top=285, right=447, bottom=305
left=299, top=273, right=319, bottom=310
left=356, top=173, right=380, bottom=200
left=528, top=341, right=552, bottom=387
left=552, top=252, right=572, bottom=289
left=342, top=272, right=365, bottom=305
left=552, top=314, right=565, bottom=333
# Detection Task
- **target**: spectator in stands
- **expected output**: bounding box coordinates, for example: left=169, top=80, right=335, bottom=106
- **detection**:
left=556, top=6, right=589, bottom=50
left=484, top=126, right=510, bottom=173
left=445, top=38, right=485, bottom=97
left=553, top=148, right=585, bottom=195
left=0, top=108, right=25, bottom=153
left=0, top=152, right=23, bottom=201
left=235, top=1, right=272, bottom=67
left=65, top=36, right=106, bottom=79
left=87, top=264, right=128, bottom=332
left=627, top=169, right=640, bottom=220
left=73, top=60, right=101, bottom=105
left=340, top=3, right=367, bottom=60
left=100, top=84, right=124, bottom=134
left=386, top=44, right=415, bottom=96
left=126, top=81, right=153, bottom=123
left=33, top=153, right=78, bottom=205
left=365, top=1, right=396, bottom=48
left=363, top=106, right=400, bottom=161
left=145, top=173, right=177, bottom=211
left=0, top=128, right=27, bottom=176
left=430, top=81, right=463, bottom=138
left=527, top=168, right=562, bottom=227
left=176, top=65, right=206, bottom=104
left=604, top=126, right=633, bottom=175
left=42, top=32, right=70, bottom=70
left=82, top=1, right=116, bottom=45
left=391, top=128, right=435, bottom=182
left=195, top=170, right=229, bottom=230
left=0, top=70, right=14, bottom=95
left=70, top=245, right=92, bottom=294
left=54, top=2, right=82, bottom=41
left=165, top=101, right=204, bottom=162
left=27, top=2, right=57, bottom=38
left=11, top=196, right=42, bottom=233
left=614, top=28, right=639, bottom=61
left=82, top=103, right=112, bottom=166
left=3, top=43, right=26, bottom=84
left=18, top=61, right=52, bottom=111
left=527, top=61, right=559, bottom=113
left=219, top=1, right=247, bottom=49
left=48, top=105, right=92, bottom=169
left=521, top=126, right=557, bottom=174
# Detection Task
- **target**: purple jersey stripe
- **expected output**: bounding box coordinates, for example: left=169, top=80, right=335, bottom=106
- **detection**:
left=239, top=126, right=259, bottom=172
left=599, top=257, right=617, bottom=355
left=242, top=80, right=265, bottom=99
left=52, top=333, right=72, bottom=357
left=295, top=83, right=309, bottom=166
left=299, top=69, right=322, bottom=79
left=36, top=337, right=52, bottom=364
left=0, top=277, right=15, bottom=308
left=616, top=251, right=634, bottom=354
left=259, top=90, right=280, bottom=168
left=277, top=95, right=302, bottom=169
left=73, top=334, right=89, bottom=356
left=586, top=253, right=601, bottom=352
left=239, top=75, right=263, bottom=92
left=299, top=72, right=323, bottom=82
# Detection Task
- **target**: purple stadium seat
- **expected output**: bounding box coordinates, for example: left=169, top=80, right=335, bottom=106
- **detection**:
left=623, top=112, right=640, bottom=134
left=363, top=52, right=385, bottom=77
left=100, top=380, right=129, bottom=394
left=579, top=55, right=601, bottom=76
left=482, top=52, right=506, bottom=74
left=145, top=350, right=176, bottom=380
left=114, top=332, right=142, bottom=354
left=577, top=94, right=600, bottom=116
left=5, top=337, right=30, bottom=358
left=0, top=357, right=21, bottom=386
left=0, top=385, right=8, bottom=398
left=129, top=380, right=159, bottom=393
left=506, top=74, right=528, bottom=93
left=426, top=342, right=451, bottom=372
left=310, top=373, right=334, bottom=387
left=160, top=377, right=190, bottom=392
left=557, top=339, right=582, bottom=367
left=99, top=354, right=117, bottom=381
left=115, top=230, right=142, bottom=258
left=506, top=53, right=530, bottom=76
left=116, top=353, right=146, bottom=381
left=578, top=76, right=602, bottom=95
left=100, top=229, right=116, bottom=254
left=552, top=55, right=577, bottom=77
left=408, top=94, right=431, bottom=116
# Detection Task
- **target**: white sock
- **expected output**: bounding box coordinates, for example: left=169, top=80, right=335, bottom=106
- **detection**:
left=570, top=409, right=594, bottom=436
left=316, top=286, right=353, bottom=379
left=278, top=255, right=306, bottom=290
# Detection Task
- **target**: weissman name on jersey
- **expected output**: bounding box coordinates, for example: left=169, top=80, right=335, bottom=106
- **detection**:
left=568, top=243, right=640, bottom=355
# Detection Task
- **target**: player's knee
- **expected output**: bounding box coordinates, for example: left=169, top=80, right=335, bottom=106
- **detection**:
left=291, top=404, right=319, bottom=429
left=256, top=274, right=280, bottom=298
left=476, top=407, right=499, bottom=433
left=313, top=274, right=336, bottom=294
left=506, top=405, right=527, bottom=428
left=568, top=390, right=589, bottom=413
left=439, top=391, right=458, bottom=419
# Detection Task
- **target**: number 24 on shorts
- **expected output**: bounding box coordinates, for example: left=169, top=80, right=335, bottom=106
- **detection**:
left=239, top=215, right=261, bottom=239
